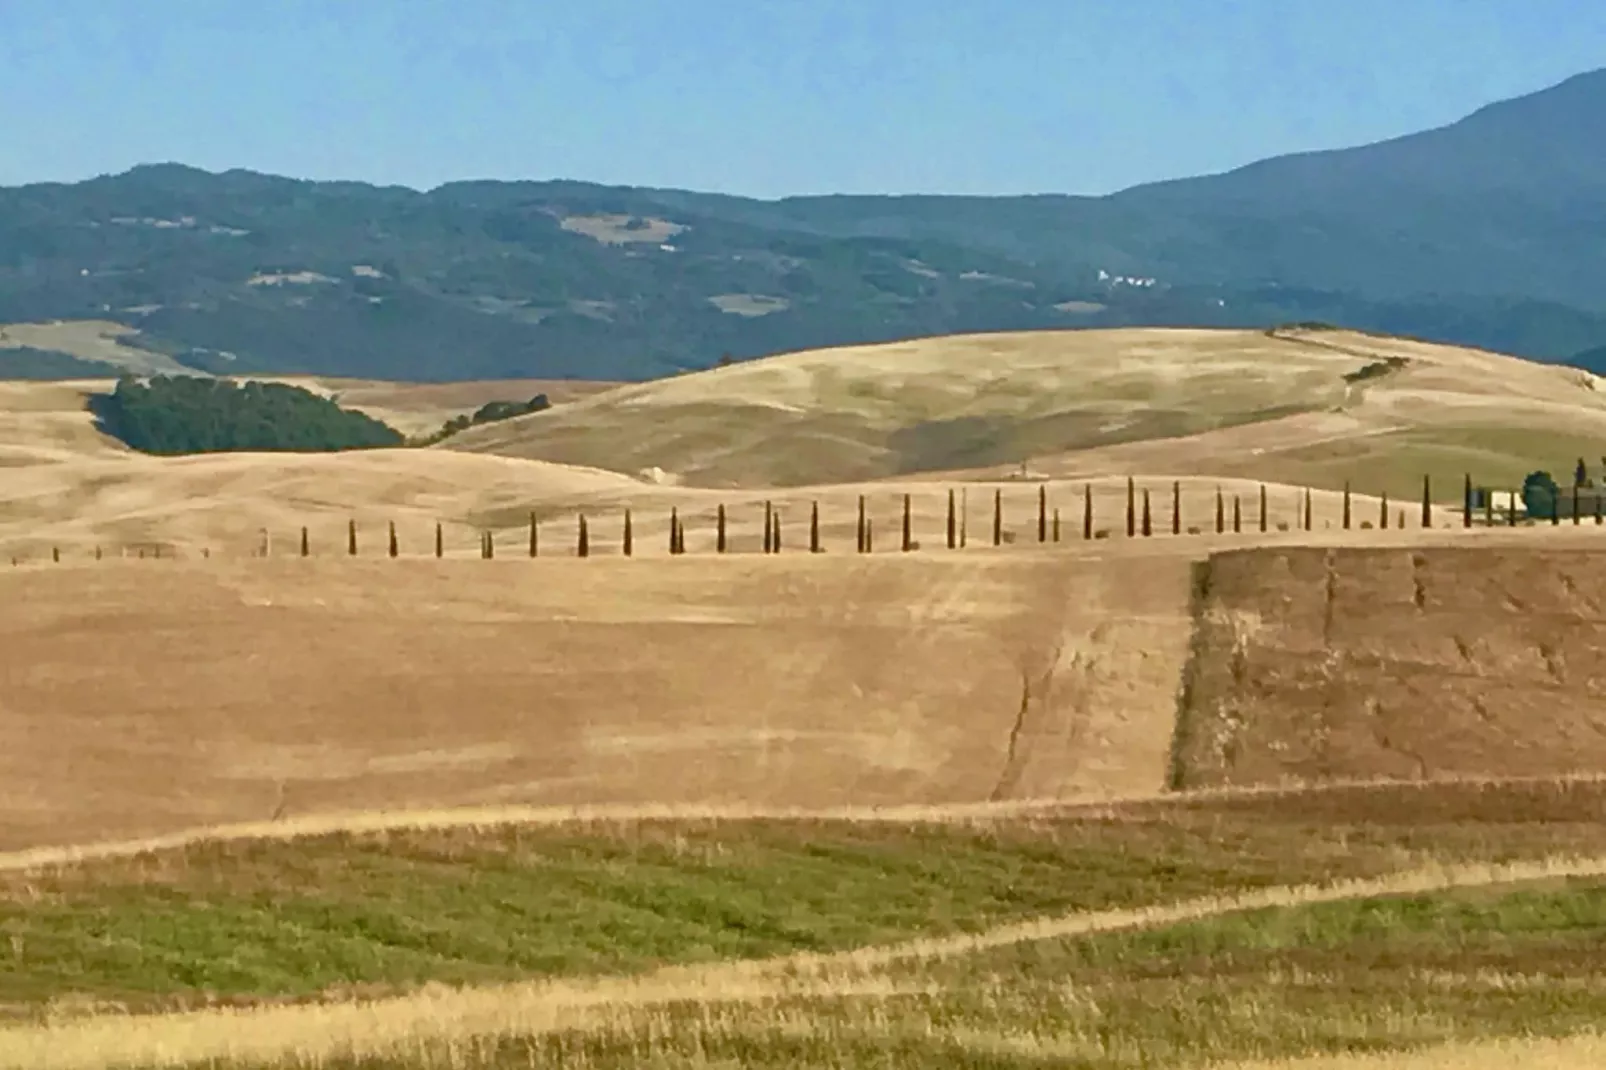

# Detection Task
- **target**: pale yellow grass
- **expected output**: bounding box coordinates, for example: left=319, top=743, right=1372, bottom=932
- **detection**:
left=0, top=385, right=1421, bottom=560
left=707, top=293, right=790, bottom=317
left=442, top=326, right=1606, bottom=490
left=0, top=365, right=616, bottom=447
left=558, top=213, right=686, bottom=245
left=4, top=854, right=1602, bottom=1070
left=0, top=379, right=129, bottom=464
left=0, top=446, right=649, bottom=558
left=1220, top=1031, right=1606, bottom=1069
left=253, top=376, right=622, bottom=437
left=0, top=319, right=190, bottom=375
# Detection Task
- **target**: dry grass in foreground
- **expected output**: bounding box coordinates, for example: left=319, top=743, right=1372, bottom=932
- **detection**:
left=1222, top=1031, right=1606, bottom=1068
left=13, top=791, right=1583, bottom=1018
left=3, top=854, right=1605, bottom=1069
left=0, top=779, right=1605, bottom=1067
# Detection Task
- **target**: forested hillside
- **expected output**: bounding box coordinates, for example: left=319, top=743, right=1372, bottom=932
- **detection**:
left=2, top=69, right=1605, bottom=381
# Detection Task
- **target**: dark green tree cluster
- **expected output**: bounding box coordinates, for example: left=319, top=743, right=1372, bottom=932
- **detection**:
left=1522, top=470, right=1560, bottom=519
left=421, top=393, right=550, bottom=443
left=93, top=374, right=404, bottom=455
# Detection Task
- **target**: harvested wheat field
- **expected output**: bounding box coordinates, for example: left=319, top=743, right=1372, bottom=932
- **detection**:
left=444, top=325, right=1606, bottom=500
left=0, top=550, right=1197, bottom=851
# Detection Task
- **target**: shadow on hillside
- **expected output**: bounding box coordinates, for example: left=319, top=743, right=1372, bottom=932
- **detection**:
left=83, top=390, right=126, bottom=445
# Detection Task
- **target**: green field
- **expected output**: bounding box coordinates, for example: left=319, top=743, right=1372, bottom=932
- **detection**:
left=435, top=881, right=1606, bottom=1070
left=3, top=782, right=1606, bottom=1069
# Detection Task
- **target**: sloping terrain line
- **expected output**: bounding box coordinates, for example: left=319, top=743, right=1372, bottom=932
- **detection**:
left=1218, top=1031, right=1606, bottom=1069
left=6, top=771, right=1606, bottom=876
left=4, top=854, right=1603, bottom=1070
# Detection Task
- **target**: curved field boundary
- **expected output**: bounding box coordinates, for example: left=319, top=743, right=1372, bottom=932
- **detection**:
left=4, top=853, right=1606, bottom=1069
left=7, top=772, right=1606, bottom=875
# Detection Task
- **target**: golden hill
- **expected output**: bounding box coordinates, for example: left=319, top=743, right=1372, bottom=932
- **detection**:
left=442, top=326, right=1606, bottom=499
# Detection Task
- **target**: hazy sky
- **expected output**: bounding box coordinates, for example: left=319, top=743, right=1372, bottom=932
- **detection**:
left=2, top=0, right=1604, bottom=197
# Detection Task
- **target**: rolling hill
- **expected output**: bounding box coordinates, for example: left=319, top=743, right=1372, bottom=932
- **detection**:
left=445, top=326, right=1606, bottom=499
left=3, top=68, right=1606, bottom=380
left=7, top=325, right=1605, bottom=560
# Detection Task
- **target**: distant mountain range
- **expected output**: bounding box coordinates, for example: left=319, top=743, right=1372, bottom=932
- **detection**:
left=3, top=68, right=1606, bottom=382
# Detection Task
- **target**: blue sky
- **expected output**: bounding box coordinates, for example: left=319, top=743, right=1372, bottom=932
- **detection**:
left=2, top=0, right=1604, bottom=198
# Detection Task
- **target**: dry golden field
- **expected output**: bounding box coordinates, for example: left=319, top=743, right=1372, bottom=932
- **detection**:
left=443, top=325, right=1606, bottom=500
left=4, top=326, right=1606, bottom=1068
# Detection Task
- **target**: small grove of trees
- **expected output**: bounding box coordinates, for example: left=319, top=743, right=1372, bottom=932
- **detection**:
left=1342, top=355, right=1409, bottom=384
left=93, top=375, right=404, bottom=455
left=1522, top=470, right=1560, bottom=519
left=416, top=394, right=550, bottom=444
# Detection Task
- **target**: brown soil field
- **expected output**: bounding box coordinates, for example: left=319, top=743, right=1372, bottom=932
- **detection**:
left=1174, top=545, right=1606, bottom=789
